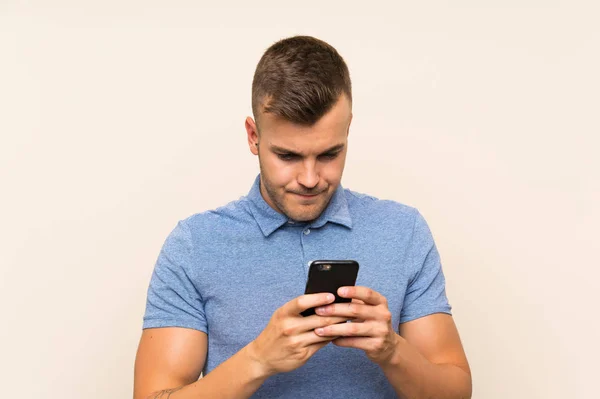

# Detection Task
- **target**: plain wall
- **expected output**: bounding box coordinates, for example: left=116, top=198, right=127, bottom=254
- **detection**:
left=1, top=1, right=598, bottom=398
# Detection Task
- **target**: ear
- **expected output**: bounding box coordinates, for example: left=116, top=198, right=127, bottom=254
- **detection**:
left=245, top=116, right=259, bottom=156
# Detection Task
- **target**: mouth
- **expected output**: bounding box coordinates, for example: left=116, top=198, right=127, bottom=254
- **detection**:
left=291, top=191, right=323, bottom=199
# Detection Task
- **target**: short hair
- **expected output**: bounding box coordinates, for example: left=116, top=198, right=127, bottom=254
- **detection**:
left=252, top=35, right=352, bottom=127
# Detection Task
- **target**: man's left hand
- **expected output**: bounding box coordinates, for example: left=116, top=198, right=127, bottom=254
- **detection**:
left=313, top=286, right=400, bottom=365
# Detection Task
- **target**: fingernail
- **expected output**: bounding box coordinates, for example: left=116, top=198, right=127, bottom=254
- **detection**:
left=315, top=328, right=324, bottom=335
left=340, top=287, right=348, bottom=296
left=316, top=306, right=328, bottom=315
left=327, top=294, right=335, bottom=301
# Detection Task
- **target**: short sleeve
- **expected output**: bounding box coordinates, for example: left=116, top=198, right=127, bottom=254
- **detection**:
left=399, top=210, right=452, bottom=324
left=142, top=220, right=208, bottom=333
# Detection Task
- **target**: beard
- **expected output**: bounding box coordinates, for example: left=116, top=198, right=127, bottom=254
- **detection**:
left=258, top=160, right=335, bottom=222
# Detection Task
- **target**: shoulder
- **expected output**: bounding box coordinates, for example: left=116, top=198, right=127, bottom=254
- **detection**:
left=178, top=196, right=256, bottom=235
left=343, top=188, right=419, bottom=229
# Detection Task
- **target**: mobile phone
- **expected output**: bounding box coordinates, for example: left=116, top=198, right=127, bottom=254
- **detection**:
left=301, top=260, right=360, bottom=317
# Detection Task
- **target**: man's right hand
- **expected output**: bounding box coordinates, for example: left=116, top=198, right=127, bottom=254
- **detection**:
left=245, top=293, right=349, bottom=377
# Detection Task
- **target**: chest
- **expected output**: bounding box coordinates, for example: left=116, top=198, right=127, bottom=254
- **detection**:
left=191, top=225, right=412, bottom=351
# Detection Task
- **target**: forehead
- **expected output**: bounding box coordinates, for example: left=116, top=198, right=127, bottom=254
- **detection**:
left=258, top=95, right=352, bottom=153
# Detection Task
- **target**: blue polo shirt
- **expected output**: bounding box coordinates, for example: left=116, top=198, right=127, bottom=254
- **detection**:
left=143, top=175, right=452, bottom=398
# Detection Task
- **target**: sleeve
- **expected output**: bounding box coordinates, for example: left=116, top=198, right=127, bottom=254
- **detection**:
left=399, top=210, right=453, bottom=324
left=142, top=220, right=208, bottom=333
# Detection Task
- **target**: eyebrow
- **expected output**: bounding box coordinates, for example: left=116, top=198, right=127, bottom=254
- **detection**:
left=270, top=143, right=345, bottom=157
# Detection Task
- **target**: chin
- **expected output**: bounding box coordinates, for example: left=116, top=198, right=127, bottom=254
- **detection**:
left=285, top=206, right=325, bottom=222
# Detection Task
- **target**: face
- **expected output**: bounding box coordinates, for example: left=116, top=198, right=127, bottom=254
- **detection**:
left=245, top=95, right=352, bottom=222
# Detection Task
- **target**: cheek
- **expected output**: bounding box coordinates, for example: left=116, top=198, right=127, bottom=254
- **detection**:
left=264, top=159, right=296, bottom=185
left=321, top=158, right=345, bottom=182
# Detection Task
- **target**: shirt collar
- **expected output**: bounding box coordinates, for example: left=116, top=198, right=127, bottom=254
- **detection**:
left=246, top=174, right=353, bottom=237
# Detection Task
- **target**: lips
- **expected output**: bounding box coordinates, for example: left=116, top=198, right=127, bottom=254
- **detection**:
left=291, top=191, right=322, bottom=198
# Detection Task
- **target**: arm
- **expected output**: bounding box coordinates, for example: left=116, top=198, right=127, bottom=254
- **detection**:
left=315, top=287, right=471, bottom=399
left=134, top=293, right=347, bottom=399
left=381, top=210, right=470, bottom=398
left=380, top=313, right=472, bottom=399
left=136, top=221, right=270, bottom=398
left=139, top=221, right=349, bottom=398
left=133, top=327, right=267, bottom=399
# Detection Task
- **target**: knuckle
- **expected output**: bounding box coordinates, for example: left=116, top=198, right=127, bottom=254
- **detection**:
left=299, top=348, right=311, bottom=362
left=282, top=328, right=295, bottom=337
left=288, top=336, right=302, bottom=349
left=348, top=302, right=358, bottom=316
left=348, top=322, right=359, bottom=335
left=271, top=311, right=282, bottom=325
left=280, top=321, right=294, bottom=337
left=272, top=307, right=281, bottom=319
left=381, top=310, right=392, bottom=323
left=368, top=322, right=379, bottom=335
left=373, top=340, right=384, bottom=352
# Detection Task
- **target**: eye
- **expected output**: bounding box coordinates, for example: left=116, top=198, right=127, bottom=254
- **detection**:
left=277, top=153, right=298, bottom=161
left=319, top=152, right=340, bottom=161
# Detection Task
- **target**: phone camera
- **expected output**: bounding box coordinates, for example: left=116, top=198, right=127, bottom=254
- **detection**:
left=318, top=264, right=332, bottom=271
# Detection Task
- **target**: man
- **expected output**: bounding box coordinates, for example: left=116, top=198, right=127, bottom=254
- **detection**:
left=134, top=36, right=471, bottom=399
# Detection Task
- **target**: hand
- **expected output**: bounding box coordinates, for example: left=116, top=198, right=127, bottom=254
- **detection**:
left=246, top=293, right=350, bottom=377
left=313, top=286, right=400, bottom=365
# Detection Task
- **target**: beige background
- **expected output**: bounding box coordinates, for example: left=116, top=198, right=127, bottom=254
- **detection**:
left=1, top=1, right=598, bottom=398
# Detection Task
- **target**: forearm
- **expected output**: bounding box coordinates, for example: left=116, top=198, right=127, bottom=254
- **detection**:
left=152, top=344, right=268, bottom=399
left=380, top=335, right=472, bottom=399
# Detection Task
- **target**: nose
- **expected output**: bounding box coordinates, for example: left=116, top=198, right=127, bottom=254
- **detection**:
left=297, top=160, right=319, bottom=189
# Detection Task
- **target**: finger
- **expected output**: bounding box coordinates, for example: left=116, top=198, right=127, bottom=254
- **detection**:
left=315, top=301, right=388, bottom=322
left=338, top=286, right=386, bottom=306
left=350, top=299, right=365, bottom=321
left=314, top=301, right=365, bottom=319
left=295, top=329, right=338, bottom=346
left=288, top=331, right=339, bottom=348
left=305, top=337, right=335, bottom=356
left=284, top=315, right=350, bottom=336
left=302, top=315, right=351, bottom=332
left=332, top=337, right=371, bottom=350
left=314, top=320, right=377, bottom=338
left=283, top=293, right=335, bottom=316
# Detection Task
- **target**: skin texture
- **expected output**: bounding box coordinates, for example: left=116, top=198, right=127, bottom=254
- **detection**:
left=134, top=94, right=472, bottom=399
left=315, top=286, right=399, bottom=364
left=244, top=293, right=348, bottom=376
left=135, top=293, right=349, bottom=399
left=245, top=94, right=353, bottom=222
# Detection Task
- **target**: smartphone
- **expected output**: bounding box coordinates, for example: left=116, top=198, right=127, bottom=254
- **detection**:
left=301, top=260, right=360, bottom=317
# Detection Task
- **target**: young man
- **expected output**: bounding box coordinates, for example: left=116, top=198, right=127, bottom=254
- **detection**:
left=134, top=36, right=472, bottom=399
